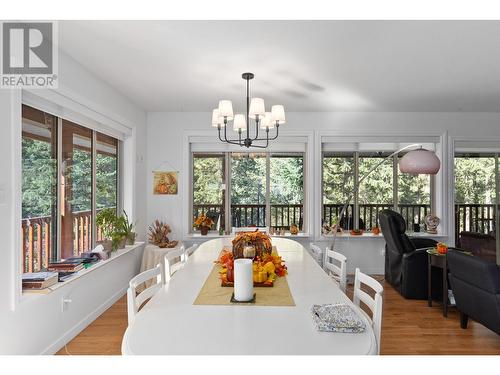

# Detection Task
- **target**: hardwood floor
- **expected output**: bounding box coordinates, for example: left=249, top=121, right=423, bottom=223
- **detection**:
left=56, top=280, right=500, bottom=355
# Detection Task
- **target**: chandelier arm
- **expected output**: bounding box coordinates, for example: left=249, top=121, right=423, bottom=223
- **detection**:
left=222, top=123, right=245, bottom=144
left=253, top=118, right=260, bottom=140
left=253, top=124, right=279, bottom=141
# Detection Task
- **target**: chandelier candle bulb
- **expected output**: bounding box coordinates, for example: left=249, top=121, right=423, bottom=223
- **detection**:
left=218, top=100, right=234, bottom=120
left=233, top=114, right=247, bottom=131
left=234, top=259, right=254, bottom=302
left=271, top=105, right=286, bottom=124
left=249, top=98, right=266, bottom=119
left=260, top=112, right=274, bottom=129
left=211, top=109, right=222, bottom=127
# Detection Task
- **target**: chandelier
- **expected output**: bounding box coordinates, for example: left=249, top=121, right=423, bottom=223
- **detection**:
left=212, top=72, right=285, bottom=148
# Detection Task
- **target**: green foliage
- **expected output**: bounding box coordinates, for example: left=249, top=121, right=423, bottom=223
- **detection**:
left=230, top=155, right=266, bottom=204
left=22, top=138, right=57, bottom=218
left=455, top=156, right=496, bottom=204
left=322, top=155, right=354, bottom=204
left=95, top=208, right=117, bottom=239
left=323, top=154, right=431, bottom=205
left=22, top=135, right=117, bottom=219
left=193, top=156, right=224, bottom=204
left=270, top=156, right=304, bottom=204
left=358, top=156, right=393, bottom=204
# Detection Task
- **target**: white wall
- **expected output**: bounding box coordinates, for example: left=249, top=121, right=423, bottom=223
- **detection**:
left=0, top=51, right=147, bottom=354
left=147, top=111, right=500, bottom=274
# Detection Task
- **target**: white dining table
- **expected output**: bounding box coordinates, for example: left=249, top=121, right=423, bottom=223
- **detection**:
left=121, top=237, right=377, bottom=355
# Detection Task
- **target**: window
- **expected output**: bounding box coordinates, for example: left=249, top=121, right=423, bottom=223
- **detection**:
left=454, top=153, right=498, bottom=240
left=21, top=106, right=58, bottom=272
left=270, top=154, right=304, bottom=230
left=21, top=105, right=121, bottom=273
left=191, top=152, right=305, bottom=233
left=358, top=152, right=393, bottom=229
left=61, top=120, right=93, bottom=258
left=192, top=153, right=226, bottom=230
left=231, top=153, right=266, bottom=227
left=322, top=150, right=433, bottom=232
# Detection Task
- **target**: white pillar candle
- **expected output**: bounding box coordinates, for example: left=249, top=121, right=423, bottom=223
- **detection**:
left=234, top=259, right=254, bottom=302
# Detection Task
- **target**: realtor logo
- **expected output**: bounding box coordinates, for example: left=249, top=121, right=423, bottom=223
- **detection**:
left=1, top=21, right=58, bottom=88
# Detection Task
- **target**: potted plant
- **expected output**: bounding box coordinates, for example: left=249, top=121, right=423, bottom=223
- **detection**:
left=96, top=208, right=117, bottom=252
left=194, top=214, right=214, bottom=235
left=113, top=215, right=128, bottom=250
left=122, top=210, right=136, bottom=245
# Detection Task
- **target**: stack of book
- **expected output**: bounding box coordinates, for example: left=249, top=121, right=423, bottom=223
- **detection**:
left=47, top=259, right=84, bottom=274
left=22, top=272, right=58, bottom=292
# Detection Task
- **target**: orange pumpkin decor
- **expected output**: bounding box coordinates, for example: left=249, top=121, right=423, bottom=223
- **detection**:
left=372, top=227, right=380, bottom=235
left=436, top=242, right=448, bottom=254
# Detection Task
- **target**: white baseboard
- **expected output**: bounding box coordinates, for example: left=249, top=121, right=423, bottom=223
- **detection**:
left=40, top=286, right=128, bottom=355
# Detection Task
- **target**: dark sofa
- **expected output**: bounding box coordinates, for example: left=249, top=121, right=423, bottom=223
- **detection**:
left=447, top=249, right=500, bottom=334
left=457, top=231, right=497, bottom=263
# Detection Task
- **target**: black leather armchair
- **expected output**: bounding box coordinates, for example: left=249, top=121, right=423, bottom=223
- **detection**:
left=447, top=250, right=500, bottom=334
left=379, top=209, right=441, bottom=299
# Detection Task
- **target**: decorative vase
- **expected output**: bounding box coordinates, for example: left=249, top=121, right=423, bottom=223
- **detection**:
left=118, top=237, right=127, bottom=249
left=126, top=232, right=136, bottom=245
left=200, top=226, right=209, bottom=235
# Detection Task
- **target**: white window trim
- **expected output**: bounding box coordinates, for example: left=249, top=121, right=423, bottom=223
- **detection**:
left=316, top=130, right=448, bottom=239
left=12, top=90, right=137, bottom=310
left=182, top=130, right=314, bottom=239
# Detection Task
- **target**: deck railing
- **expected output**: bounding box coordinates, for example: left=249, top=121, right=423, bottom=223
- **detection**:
left=455, top=203, right=496, bottom=242
left=193, top=204, right=304, bottom=230
left=23, top=203, right=497, bottom=272
left=322, top=203, right=431, bottom=231
left=21, top=208, right=110, bottom=273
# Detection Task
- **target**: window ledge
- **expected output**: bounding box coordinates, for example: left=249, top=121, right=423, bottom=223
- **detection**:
left=20, top=242, right=145, bottom=301
left=186, top=233, right=311, bottom=239
left=320, top=232, right=448, bottom=240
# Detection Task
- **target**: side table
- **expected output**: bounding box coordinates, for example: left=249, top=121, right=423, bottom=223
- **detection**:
left=427, top=248, right=450, bottom=317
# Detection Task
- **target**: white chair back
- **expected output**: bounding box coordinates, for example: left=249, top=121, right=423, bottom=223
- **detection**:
left=323, top=246, right=347, bottom=293
left=309, top=242, right=324, bottom=267
left=164, top=246, right=187, bottom=281
left=127, top=263, right=165, bottom=326
left=353, top=268, right=383, bottom=354
left=185, top=244, right=199, bottom=259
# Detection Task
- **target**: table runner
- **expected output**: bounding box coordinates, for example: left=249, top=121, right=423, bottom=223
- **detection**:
left=193, top=260, right=295, bottom=307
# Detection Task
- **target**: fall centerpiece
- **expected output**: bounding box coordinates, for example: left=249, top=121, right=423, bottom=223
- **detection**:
left=216, top=248, right=287, bottom=287
left=232, top=230, right=272, bottom=259
left=148, top=220, right=179, bottom=248
left=194, top=214, right=214, bottom=235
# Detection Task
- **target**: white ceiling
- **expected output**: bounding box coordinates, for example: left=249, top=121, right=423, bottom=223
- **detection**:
left=59, top=20, right=500, bottom=112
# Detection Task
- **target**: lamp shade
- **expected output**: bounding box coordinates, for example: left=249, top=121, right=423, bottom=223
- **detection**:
left=399, top=149, right=440, bottom=175
left=249, top=98, right=265, bottom=119
left=260, top=112, right=274, bottom=129
left=218, top=100, right=234, bottom=120
left=211, top=109, right=224, bottom=127
left=233, top=114, right=246, bottom=131
left=271, top=105, right=286, bottom=124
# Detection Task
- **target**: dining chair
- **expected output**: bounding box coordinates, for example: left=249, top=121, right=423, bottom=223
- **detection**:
left=184, top=244, right=199, bottom=259
left=164, top=246, right=187, bottom=281
left=309, top=242, right=324, bottom=267
left=323, top=246, right=347, bottom=293
left=353, top=268, right=384, bottom=354
left=127, top=263, right=165, bottom=326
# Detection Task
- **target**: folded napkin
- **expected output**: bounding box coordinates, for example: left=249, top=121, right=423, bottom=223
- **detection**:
left=311, top=303, right=366, bottom=333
